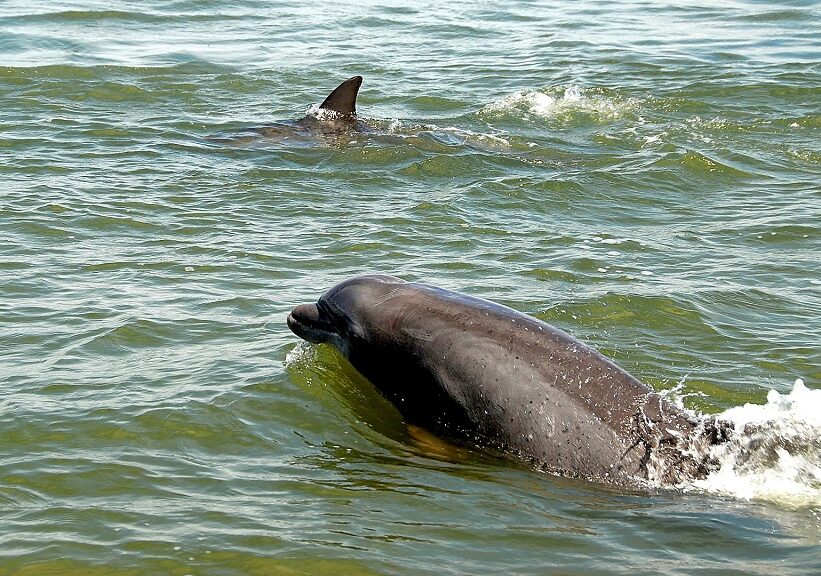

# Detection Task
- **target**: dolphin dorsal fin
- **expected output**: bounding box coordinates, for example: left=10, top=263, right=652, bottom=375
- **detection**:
left=319, top=76, right=362, bottom=115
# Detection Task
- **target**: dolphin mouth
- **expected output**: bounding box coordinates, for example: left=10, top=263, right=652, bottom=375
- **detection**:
left=287, top=303, right=336, bottom=344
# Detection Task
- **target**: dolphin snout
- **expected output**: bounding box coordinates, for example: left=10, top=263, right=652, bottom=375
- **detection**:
left=289, top=303, right=320, bottom=324
left=287, top=303, right=318, bottom=331
left=287, top=303, right=331, bottom=344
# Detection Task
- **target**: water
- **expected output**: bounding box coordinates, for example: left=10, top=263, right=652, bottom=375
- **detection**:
left=1, top=0, right=819, bottom=573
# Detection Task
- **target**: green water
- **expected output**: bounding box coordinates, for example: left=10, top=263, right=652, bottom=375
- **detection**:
left=1, top=1, right=820, bottom=574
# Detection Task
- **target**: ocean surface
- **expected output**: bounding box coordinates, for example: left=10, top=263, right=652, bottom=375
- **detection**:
left=1, top=0, right=820, bottom=574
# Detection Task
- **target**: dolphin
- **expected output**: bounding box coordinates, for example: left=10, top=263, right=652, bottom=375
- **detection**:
left=219, top=75, right=515, bottom=153
left=287, top=275, right=727, bottom=487
left=253, top=75, right=365, bottom=139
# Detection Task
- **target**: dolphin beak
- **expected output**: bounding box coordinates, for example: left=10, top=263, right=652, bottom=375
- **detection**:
left=287, top=303, right=332, bottom=344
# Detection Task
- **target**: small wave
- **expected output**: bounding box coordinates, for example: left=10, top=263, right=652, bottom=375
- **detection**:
left=384, top=119, right=510, bottom=146
left=687, top=379, right=821, bottom=508
left=650, top=149, right=756, bottom=177
left=480, top=86, right=634, bottom=121
left=15, top=9, right=164, bottom=24
left=434, top=126, right=511, bottom=147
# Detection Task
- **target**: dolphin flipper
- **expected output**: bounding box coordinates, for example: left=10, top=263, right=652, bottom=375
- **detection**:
left=319, top=76, right=363, bottom=115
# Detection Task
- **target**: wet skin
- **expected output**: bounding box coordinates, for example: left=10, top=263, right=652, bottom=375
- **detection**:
left=288, top=275, right=725, bottom=486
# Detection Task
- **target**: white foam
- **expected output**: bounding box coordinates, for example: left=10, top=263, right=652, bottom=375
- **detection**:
left=439, top=126, right=510, bottom=145
left=304, top=105, right=348, bottom=122
left=688, top=379, right=821, bottom=508
left=563, top=85, right=582, bottom=102
left=285, top=341, right=316, bottom=367
left=384, top=120, right=510, bottom=147
left=659, top=376, right=708, bottom=409
left=482, top=91, right=554, bottom=116
left=481, top=85, right=632, bottom=120
left=644, top=133, right=665, bottom=144
left=591, top=236, right=627, bottom=245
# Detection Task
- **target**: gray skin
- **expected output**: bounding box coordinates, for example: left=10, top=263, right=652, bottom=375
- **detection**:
left=254, top=76, right=366, bottom=138
left=287, top=275, right=725, bottom=486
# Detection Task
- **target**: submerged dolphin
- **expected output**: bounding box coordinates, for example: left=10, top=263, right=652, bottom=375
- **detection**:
left=287, top=275, right=727, bottom=487
left=253, top=75, right=365, bottom=139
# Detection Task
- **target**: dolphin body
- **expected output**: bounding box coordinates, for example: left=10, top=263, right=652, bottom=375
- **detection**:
left=287, top=275, right=727, bottom=487
left=222, top=75, right=513, bottom=152
left=253, top=75, right=366, bottom=139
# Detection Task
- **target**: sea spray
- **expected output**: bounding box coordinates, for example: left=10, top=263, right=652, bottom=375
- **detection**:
left=689, top=379, right=821, bottom=508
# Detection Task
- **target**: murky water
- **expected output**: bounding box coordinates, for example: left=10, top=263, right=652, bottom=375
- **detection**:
left=1, top=1, right=819, bottom=574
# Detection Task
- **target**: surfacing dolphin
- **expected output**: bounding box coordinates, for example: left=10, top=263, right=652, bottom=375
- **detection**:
left=218, top=75, right=514, bottom=152
left=253, top=75, right=366, bottom=139
left=287, top=275, right=728, bottom=487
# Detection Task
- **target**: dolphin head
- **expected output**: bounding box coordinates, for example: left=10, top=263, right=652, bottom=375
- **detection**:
left=287, top=275, right=405, bottom=355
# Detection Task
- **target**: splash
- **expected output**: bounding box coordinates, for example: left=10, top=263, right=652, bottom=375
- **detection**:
left=482, top=90, right=559, bottom=116
left=304, top=105, right=350, bottom=121
left=687, top=379, right=821, bottom=508
left=481, top=85, right=633, bottom=120
left=285, top=341, right=316, bottom=367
